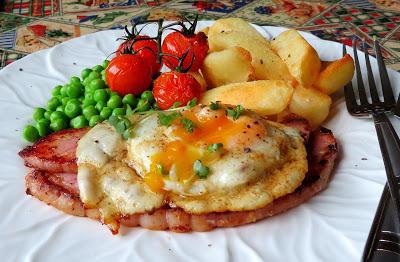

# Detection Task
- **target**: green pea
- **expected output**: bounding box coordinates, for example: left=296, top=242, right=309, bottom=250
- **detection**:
left=136, top=99, right=150, bottom=112
left=33, top=107, right=46, bottom=122
left=112, top=107, right=126, bottom=116
left=47, top=97, right=61, bottom=111
left=37, top=118, right=50, bottom=126
left=82, top=77, right=92, bottom=87
left=60, top=85, right=68, bottom=97
left=44, top=110, right=52, bottom=120
left=83, top=105, right=98, bottom=120
left=52, top=85, right=62, bottom=97
left=100, top=107, right=112, bottom=119
left=56, top=105, right=65, bottom=112
left=50, top=111, right=67, bottom=122
left=61, top=97, right=70, bottom=106
left=95, top=100, right=106, bottom=112
left=122, top=94, right=138, bottom=107
left=102, top=60, right=110, bottom=68
left=102, top=74, right=107, bottom=83
left=67, top=82, right=83, bottom=98
left=36, top=120, right=50, bottom=137
left=92, top=65, right=104, bottom=73
left=107, top=95, right=122, bottom=109
left=23, top=125, right=40, bottom=143
left=88, top=71, right=101, bottom=81
left=89, top=79, right=106, bottom=91
left=141, top=90, right=154, bottom=103
left=70, top=115, right=88, bottom=129
left=50, top=118, right=68, bottom=131
left=81, top=68, right=92, bottom=80
left=82, top=98, right=96, bottom=107
left=70, top=76, right=81, bottom=85
left=65, top=99, right=81, bottom=118
left=94, top=89, right=109, bottom=103
left=89, top=115, right=104, bottom=127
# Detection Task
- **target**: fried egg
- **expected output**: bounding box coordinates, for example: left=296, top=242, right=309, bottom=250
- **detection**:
left=77, top=104, right=307, bottom=230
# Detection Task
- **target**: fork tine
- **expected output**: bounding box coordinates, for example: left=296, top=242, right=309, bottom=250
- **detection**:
left=374, top=40, right=395, bottom=106
left=343, top=44, right=358, bottom=114
left=353, top=38, right=369, bottom=106
left=363, top=41, right=380, bottom=104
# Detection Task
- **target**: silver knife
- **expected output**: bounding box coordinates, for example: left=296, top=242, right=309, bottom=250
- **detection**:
left=362, top=94, right=400, bottom=261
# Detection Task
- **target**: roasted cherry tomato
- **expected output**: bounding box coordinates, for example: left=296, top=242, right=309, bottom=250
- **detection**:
left=161, top=31, right=208, bottom=72
left=153, top=72, right=202, bottom=110
left=106, top=54, right=152, bottom=96
left=117, top=35, right=161, bottom=76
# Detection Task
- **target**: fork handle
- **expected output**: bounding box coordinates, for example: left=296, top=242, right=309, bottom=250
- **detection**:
left=373, top=112, right=400, bottom=220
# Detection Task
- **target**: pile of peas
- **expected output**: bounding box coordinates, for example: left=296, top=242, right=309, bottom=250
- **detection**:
left=23, top=60, right=157, bottom=142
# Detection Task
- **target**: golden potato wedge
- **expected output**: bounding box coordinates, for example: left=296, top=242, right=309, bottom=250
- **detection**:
left=289, top=87, right=332, bottom=127
left=188, top=71, right=207, bottom=92
left=271, top=30, right=321, bottom=88
left=314, top=54, right=355, bottom=95
left=208, top=18, right=267, bottom=43
left=200, top=47, right=255, bottom=89
left=200, top=80, right=294, bottom=115
left=208, top=31, right=293, bottom=81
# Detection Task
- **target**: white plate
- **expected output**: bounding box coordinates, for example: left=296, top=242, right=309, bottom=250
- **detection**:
left=0, top=21, right=399, bottom=262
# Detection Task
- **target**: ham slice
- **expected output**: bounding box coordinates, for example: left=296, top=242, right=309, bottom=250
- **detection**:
left=19, top=128, right=89, bottom=173
left=20, top=122, right=338, bottom=233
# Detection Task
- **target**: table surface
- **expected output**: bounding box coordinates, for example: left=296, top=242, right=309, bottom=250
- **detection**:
left=0, top=0, right=399, bottom=71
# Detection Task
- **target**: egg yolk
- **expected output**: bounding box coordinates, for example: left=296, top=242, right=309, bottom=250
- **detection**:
left=144, top=109, right=247, bottom=192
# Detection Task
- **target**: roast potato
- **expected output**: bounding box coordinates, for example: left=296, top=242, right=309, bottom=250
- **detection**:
left=208, top=31, right=293, bottom=81
left=208, top=18, right=267, bottom=43
left=314, top=54, right=355, bottom=95
left=200, top=47, right=255, bottom=89
left=200, top=80, right=294, bottom=115
left=288, top=87, right=332, bottom=127
left=271, top=30, right=321, bottom=88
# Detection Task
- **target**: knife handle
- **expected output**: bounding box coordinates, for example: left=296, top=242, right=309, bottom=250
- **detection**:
left=373, top=112, right=400, bottom=220
left=362, top=184, right=400, bottom=261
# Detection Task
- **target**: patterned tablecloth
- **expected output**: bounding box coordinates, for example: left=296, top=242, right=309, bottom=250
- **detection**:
left=0, top=0, right=399, bottom=71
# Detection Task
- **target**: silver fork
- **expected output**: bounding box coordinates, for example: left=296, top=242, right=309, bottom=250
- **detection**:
left=343, top=39, right=400, bottom=260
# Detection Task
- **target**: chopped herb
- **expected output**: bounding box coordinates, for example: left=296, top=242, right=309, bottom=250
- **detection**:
left=209, top=101, right=220, bottom=110
left=122, top=127, right=133, bottom=140
left=156, top=163, right=165, bottom=175
left=158, top=112, right=181, bottom=126
left=193, top=160, right=210, bottom=178
left=108, top=115, right=133, bottom=140
left=170, top=101, right=182, bottom=109
left=208, top=143, right=223, bottom=152
left=226, top=105, right=244, bottom=120
left=181, top=118, right=195, bottom=133
left=126, top=104, right=134, bottom=116
left=186, top=98, right=197, bottom=108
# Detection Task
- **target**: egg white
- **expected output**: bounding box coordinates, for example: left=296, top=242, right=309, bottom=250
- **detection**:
left=76, top=105, right=307, bottom=227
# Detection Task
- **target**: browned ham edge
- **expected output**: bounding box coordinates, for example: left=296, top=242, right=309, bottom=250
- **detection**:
left=21, top=123, right=338, bottom=233
left=19, top=128, right=89, bottom=173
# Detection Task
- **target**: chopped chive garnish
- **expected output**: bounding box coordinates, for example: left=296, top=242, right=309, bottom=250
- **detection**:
left=226, top=105, right=244, bottom=120
left=156, top=163, right=165, bottom=175
left=186, top=98, right=197, bottom=108
left=209, top=101, right=220, bottom=110
left=108, top=115, right=133, bottom=140
left=158, top=112, right=181, bottom=126
left=170, top=101, right=182, bottom=109
left=207, top=143, right=223, bottom=152
left=193, top=160, right=209, bottom=178
left=181, top=118, right=195, bottom=133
